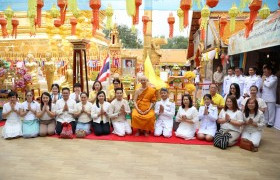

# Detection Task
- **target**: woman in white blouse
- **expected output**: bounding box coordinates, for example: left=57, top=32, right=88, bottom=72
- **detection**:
left=37, top=92, right=56, bottom=136
left=91, top=91, right=111, bottom=136
left=224, top=83, right=244, bottom=109
left=241, top=85, right=267, bottom=113
left=74, top=92, right=93, bottom=136
left=20, top=91, right=40, bottom=138
left=241, top=98, right=265, bottom=151
left=50, top=84, right=62, bottom=104
left=217, top=95, right=244, bottom=147
left=197, top=94, right=218, bottom=142
left=2, top=91, right=22, bottom=139
left=175, top=94, right=199, bottom=140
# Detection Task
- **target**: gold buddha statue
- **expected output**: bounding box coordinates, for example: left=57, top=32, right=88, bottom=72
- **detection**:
left=25, top=54, right=40, bottom=94
left=44, top=53, right=56, bottom=91
left=61, top=60, right=73, bottom=90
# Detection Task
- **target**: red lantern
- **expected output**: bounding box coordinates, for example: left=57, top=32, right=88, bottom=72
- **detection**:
left=248, top=0, right=262, bottom=32
left=54, top=19, right=61, bottom=27
left=37, top=0, right=44, bottom=27
left=12, top=18, right=19, bottom=38
left=168, top=13, right=175, bottom=38
left=279, top=0, right=280, bottom=7
left=70, top=18, right=77, bottom=36
left=0, top=16, right=8, bottom=38
left=244, top=18, right=250, bottom=38
left=133, top=0, right=142, bottom=25
left=180, top=0, right=191, bottom=28
left=206, top=0, right=219, bottom=8
left=219, top=16, right=227, bottom=38
left=90, top=0, right=101, bottom=35
left=142, top=15, right=149, bottom=35
left=57, top=0, right=67, bottom=25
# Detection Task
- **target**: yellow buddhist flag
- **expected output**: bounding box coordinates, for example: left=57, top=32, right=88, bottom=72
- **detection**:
left=144, top=55, right=167, bottom=90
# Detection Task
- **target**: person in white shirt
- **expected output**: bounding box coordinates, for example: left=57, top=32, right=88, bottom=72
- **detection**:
left=70, top=83, right=82, bottom=103
left=55, top=87, right=77, bottom=135
left=37, top=92, right=56, bottom=136
left=154, top=88, right=175, bottom=138
left=175, top=94, right=199, bottom=140
left=109, top=88, right=132, bottom=137
left=74, top=92, right=93, bottom=136
left=261, top=65, right=278, bottom=127
left=231, top=67, right=246, bottom=96
left=217, top=95, right=244, bottom=147
left=213, top=65, right=224, bottom=94
left=244, top=67, right=262, bottom=98
left=2, top=91, right=22, bottom=139
left=241, top=98, right=265, bottom=152
left=223, top=67, right=234, bottom=96
left=91, top=91, right=111, bottom=136
left=224, top=83, right=244, bottom=109
left=50, top=83, right=62, bottom=104
left=197, top=94, right=218, bottom=142
left=241, top=85, right=267, bottom=113
left=20, top=91, right=40, bottom=138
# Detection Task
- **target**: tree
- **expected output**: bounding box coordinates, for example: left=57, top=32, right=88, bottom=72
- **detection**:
left=161, top=36, right=189, bottom=49
left=103, top=25, right=143, bottom=49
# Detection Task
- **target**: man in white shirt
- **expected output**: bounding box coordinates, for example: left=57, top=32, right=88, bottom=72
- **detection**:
left=70, top=83, right=81, bottom=103
left=223, top=67, right=234, bottom=96
left=154, top=88, right=176, bottom=138
left=244, top=67, right=262, bottom=98
left=261, top=66, right=278, bottom=128
left=231, top=67, right=246, bottom=96
left=109, top=88, right=132, bottom=136
left=55, top=87, right=77, bottom=134
left=213, top=65, right=224, bottom=95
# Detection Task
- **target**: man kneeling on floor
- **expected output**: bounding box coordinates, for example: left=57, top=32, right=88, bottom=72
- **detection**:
left=109, top=88, right=132, bottom=136
left=154, top=88, right=175, bottom=138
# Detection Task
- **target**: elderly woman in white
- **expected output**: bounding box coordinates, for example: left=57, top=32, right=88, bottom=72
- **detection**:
left=175, top=94, right=199, bottom=140
left=197, top=94, right=218, bottom=142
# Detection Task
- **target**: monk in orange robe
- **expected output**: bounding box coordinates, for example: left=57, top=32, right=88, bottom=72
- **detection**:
left=132, top=76, right=157, bottom=136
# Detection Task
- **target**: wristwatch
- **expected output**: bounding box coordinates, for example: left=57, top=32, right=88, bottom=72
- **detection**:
left=228, top=119, right=231, bottom=123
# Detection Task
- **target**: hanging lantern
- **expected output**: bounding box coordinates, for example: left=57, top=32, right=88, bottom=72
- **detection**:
left=126, top=0, right=136, bottom=17
left=73, top=8, right=81, bottom=18
left=27, top=0, right=37, bottom=36
left=200, top=5, right=210, bottom=30
left=0, top=16, right=8, bottom=38
left=70, top=17, right=77, bottom=36
left=57, top=0, right=67, bottom=24
left=12, top=18, right=19, bottom=38
left=228, top=3, right=239, bottom=32
left=244, top=18, right=250, bottom=38
left=219, top=16, right=227, bottom=38
left=259, top=3, right=270, bottom=19
left=4, top=6, right=14, bottom=34
left=54, top=19, right=61, bottom=27
left=177, top=8, right=184, bottom=32
left=206, top=0, right=219, bottom=8
left=105, top=4, right=113, bottom=30
left=199, top=18, right=205, bottom=40
left=50, top=4, right=60, bottom=18
left=133, top=0, right=142, bottom=25
left=89, top=0, right=101, bottom=35
left=168, top=13, right=175, bottom=38
left=36, top=0, right=44, bottom=27
left=142, top=15, right=149, bottom=35
left=131, top=25, right=136, bottom=33
left=194, top=0, right=202, bottom=9
left=248, top=0, right=262, bottom=32
left=180, top=0, right=191, bottom=28
left=279, top=0, right=280, bottom=8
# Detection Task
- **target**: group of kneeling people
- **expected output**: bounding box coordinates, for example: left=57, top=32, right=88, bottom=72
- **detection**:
left=1, top=84, right=264, bottom=152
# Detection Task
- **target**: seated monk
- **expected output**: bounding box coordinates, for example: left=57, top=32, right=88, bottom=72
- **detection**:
left=132, top=75, right=157, bottom=136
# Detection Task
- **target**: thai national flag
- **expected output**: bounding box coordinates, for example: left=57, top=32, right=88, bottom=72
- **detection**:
left=96, top=55, right=110, bottom=82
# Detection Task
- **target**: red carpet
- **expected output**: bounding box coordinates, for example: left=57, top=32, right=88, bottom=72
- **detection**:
left=0, top=120, right=212, bottom=145
left=51, top=130, right=213, bottom=145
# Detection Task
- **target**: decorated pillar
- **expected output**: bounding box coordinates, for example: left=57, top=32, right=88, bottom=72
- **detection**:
left=109, top=24, right=122, bottom=74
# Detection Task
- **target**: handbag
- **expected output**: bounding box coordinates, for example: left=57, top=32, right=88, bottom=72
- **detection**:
left=76, top=130, right=86, bottom=138
left=214, top=130, right=232, bottom=149
left=60, top=122, right=73, bottom=139
left=240, top=138, right=255, bottom=151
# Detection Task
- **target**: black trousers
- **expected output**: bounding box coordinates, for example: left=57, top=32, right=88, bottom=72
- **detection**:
left=56, top=121, right=76, bottom=135
left=92, top=121, right=110, bottom=136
